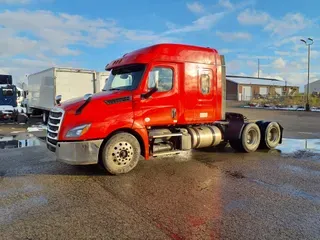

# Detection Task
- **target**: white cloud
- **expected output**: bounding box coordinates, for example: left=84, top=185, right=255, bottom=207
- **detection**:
left=0, top=69, right=9, bottom=74
left=237, top=9, right=270, bottom=25
left=164, top=12, right=226, bottom=34
left=165, top=21, right=177, bottom=30
left=218, top=0, right=254, bottom=12
left=242, top=56, right=320, bottom=86
left=0, top=9, right=179, bottom=84
left=238, top=9, right=314, bottom=37
left=265, top=13, right=314, bottom=37
left=0, top=0, right=30, bottom=4
left=219, top=48, right=234, bottom=54
left=252, top=70, right=284, bottom=81
left=227, top=60, right=242, bottom=72
left=275, top=50, right=320, bottom=59
left=273, top=36, right=302, bottom=47
left=272, top=57, right=286, bottom=69
left=237, top=54, right=276, bottom=60
left=186, top=2, right=204, bottom=14
left=216, top=31, right=252, bottom=41
left=218, top=0, right=234, bottom=10
left=122, top=30, right=178, bottom=43
left=169, top=1, right=253, bottom=35
left=0, top=10, right=120, bottom=56
left=0, top=58, right=58, bottom=84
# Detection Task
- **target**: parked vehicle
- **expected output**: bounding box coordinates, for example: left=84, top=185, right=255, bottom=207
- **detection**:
left=16, top=86, right=27, bottom=107
left=0, top=75, right=28, bottom=122
left=0, top=83, right=18, bottom=120
left=46, top=43, right=283, bottom=175
left=25, top=67, right=109, bottom=123
left=0, top=74, right=12, bottom=85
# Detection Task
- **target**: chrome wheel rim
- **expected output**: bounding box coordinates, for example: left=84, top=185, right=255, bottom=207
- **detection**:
left=267, top=127, right=279, bottom=143
left=111, top=141, right=134, bottom=166
left=246, top=129, right=258, bottom=145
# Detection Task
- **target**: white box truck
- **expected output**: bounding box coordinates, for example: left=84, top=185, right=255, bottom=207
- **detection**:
left=25, top=67, right=109, bottom=123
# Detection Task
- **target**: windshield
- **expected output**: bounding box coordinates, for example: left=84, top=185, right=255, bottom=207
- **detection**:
left=103, top=64, right=146, bottom=91
left=2, top=88, right=14, bottom=96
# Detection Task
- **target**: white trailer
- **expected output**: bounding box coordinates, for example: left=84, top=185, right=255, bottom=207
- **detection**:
left=96, top=71, right=109, bottom=92
left=26, top=67, right=109, bottom=123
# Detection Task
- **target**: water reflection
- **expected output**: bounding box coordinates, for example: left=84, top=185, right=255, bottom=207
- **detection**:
left=0, top=135, right=42, bottom=149
left=276, top=138, right=320, bottom=154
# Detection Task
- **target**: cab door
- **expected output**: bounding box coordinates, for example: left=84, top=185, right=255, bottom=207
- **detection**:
left=134, top=63, right=179, bottom=127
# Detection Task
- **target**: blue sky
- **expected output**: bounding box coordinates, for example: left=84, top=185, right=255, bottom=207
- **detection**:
left=1, top=0, right=320, bottom=89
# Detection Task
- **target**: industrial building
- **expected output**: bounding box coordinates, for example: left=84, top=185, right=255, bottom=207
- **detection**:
left=226, top=76, right=299, bottom=101
left=304, top=79, right=320, bottom=94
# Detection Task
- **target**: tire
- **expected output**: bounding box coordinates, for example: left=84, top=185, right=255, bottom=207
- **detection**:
left=229, top=140, right=243, bottom=152
left=42, top=111, right=48, bottom=124
left=259, top=122, right=281, bottom=149
left=230, top=123, right=261, bottom=153
left=101, top=132, right=141, bottom=175
left=17, top=114, right=28, bottom=124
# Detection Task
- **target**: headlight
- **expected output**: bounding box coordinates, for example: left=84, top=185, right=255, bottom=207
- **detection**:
left=66, top=124, right=91, bottom=138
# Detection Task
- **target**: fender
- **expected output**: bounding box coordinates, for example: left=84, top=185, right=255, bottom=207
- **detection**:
left=224, top=112, right=246, bottom=141
left=132, top=122, right=150, bottom=160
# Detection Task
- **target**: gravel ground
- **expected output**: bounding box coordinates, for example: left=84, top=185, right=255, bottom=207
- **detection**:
left=0, top=108, right=320, bottom=240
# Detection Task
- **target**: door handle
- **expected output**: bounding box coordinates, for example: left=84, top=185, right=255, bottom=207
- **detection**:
left=171, top=108, right=176, bottom=119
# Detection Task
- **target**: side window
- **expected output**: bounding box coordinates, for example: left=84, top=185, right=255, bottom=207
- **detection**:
left=148, top=67, right=173, bottom=92
left=200, top=71, right=211, bottom=95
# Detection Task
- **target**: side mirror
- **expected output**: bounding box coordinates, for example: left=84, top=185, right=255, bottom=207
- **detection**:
left=55, top=95, right=62, bottom=105
left=83, top=93, right=92, bottom=101
left=155, top=79, right=159, bottom=89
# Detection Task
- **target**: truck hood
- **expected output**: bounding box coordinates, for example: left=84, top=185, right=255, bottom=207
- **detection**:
left=57, top=90, right=132, bottom=112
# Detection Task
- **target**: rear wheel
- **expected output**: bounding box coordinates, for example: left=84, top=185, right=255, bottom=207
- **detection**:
left=101, top=132, right=141, bottom=175
left=259, top=122, right=281, bottom=149
left=230, top=123, right=261, bottom=153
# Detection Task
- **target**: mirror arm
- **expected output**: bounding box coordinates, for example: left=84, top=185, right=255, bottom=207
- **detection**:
left=141, top=87, right=158, bottom=99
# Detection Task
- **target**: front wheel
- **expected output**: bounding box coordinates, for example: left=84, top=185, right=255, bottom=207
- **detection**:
left=101, top=132, right=141, bottom=175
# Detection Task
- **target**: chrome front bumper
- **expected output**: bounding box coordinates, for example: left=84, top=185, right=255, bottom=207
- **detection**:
left=48, top=140, right=103, bottom=165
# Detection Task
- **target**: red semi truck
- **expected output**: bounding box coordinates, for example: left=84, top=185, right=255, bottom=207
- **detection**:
left=46, top=43, right=283, bottom=175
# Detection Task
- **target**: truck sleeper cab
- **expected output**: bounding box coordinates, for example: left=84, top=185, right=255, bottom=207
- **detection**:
left=46, top=43, right=283, bottom=175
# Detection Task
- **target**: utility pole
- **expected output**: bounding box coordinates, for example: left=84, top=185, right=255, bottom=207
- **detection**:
left=258, top=59, right=260, bottom=78
left=300, top=38, right=314, bottom=111
left=284, top=80, right=287, bottom=96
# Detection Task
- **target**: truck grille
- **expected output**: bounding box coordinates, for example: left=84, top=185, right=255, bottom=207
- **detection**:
left=46, top=107, right=64, bottom=152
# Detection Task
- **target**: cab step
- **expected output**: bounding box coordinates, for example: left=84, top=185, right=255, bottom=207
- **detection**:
left=151, top=133, right=182, bottom=138
left=152, top=150, right=182, bottom=157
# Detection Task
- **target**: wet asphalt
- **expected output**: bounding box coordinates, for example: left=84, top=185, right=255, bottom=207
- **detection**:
left=1, top=108, right=320, bottom=240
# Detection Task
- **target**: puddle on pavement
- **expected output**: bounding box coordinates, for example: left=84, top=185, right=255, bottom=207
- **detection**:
left=0, top=133, right=43, bottom=149
left=276, top=138, right=320, bottom=154
left=27, top=124, right=47, bottom=132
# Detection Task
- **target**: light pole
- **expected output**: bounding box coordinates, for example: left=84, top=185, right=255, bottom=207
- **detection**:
left=300, top=37, right=314, bottom=111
